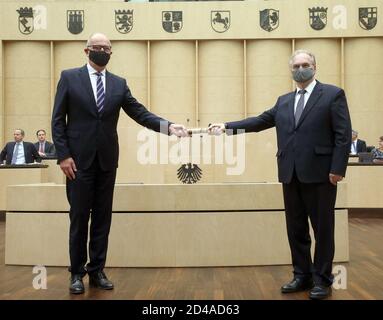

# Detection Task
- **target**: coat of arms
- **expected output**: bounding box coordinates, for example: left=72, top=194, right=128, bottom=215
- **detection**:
left=359, top=7, right=377, bottom=30
left=260, top=9, right=279, bottom=32
left=115, top=10, right=133, bottom=34
left=211, top=11, right=230, bottom=33
left=309, top=7, right=327, bottom=30
left=67, top=10, right=84, bottom=34
left=177, top=163, right=202, bottom=184
left=16, top=7, right=34, bottom=35
left=162, top=11, right=183, bottom=33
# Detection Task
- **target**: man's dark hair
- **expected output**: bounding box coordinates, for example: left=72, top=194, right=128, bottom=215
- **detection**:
left=36, top=129, right=46, bottom=136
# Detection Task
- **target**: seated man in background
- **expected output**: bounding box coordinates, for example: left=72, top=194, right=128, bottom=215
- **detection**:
left=350, top=129, right=367, bottom=155
left=372, top=136, right=383, bottom=164
left=0, top=129, right=41, bottom=165
left=34, top=129, right=57, bottom=158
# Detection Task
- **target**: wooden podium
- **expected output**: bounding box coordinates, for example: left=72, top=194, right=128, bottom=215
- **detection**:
left=5, top=183, right=349, bottom=267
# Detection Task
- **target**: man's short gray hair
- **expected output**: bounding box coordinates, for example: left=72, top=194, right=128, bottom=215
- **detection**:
left=289, top=49, right=316, bottom=67
left=15, top=128, right=25, bottom=136
left=352, top=129, right=358, bottom=135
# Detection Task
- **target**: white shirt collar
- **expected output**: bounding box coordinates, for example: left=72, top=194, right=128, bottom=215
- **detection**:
left=296, top=79, right=317, bottom=95
left=87, top=63, right=106, bottom=77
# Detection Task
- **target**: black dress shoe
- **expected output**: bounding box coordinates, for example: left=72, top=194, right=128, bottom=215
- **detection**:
left=281, top=278, right=314, bottom=293
left=89, top=271, right=114, bottom=290
left=69, top=274, right=85, bottom=294
left=309, top=285, right=332, bottom=300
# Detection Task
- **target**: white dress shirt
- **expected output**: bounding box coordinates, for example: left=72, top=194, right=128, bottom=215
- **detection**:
left=13, top=141, right=26, bottom=164
left=350, top=139, right=358, bottom=155
left=87, top=63, right=106, bottom=104
left=294, top=79, right=317, bottom=114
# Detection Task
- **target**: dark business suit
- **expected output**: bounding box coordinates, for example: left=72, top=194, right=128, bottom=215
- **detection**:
left=226, top=81, right=351, bottom=286
left=350, top=139, right=367, bottom=154
left=52, top=65, right=170, bottom=276
left=34, top=141, right=57, bottom=158
left=1, top=141, right=41, bottom=164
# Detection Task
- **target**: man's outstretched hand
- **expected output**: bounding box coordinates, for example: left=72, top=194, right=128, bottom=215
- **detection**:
left=208, top=123, right=226, bottom=136
left=169, top=124, right=190, bottom=137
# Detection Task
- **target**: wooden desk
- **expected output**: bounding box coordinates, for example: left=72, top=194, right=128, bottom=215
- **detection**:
left=0, top=164, right=48, bottom=211
left=346, top=163, right=383, bottom=208
left=0, top=164, right=48, bottom=169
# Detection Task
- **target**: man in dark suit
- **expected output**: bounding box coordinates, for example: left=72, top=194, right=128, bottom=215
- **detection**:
left=350, top=129, right=367, bottom=154
left=51, top=33, right=188, bottom=294
left=34, top=129, right=56, bottom=158
left=1, top=129, right=41, bottom=165
left=208, top=50, right=351, bottom=299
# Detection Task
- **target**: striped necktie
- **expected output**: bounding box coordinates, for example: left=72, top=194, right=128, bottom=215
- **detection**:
left=95, top=72, right=105, bottom=112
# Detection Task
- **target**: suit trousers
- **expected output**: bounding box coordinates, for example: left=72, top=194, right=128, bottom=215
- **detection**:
left=282, top=170, right=337, bottom=286
left=66, top=154, right=117, bottom=276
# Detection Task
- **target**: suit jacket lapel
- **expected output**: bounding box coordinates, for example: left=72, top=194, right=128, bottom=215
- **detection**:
left=287, top=92, right=296, bottom=129
left=23, top=143, right=27, bottom=161
left=10, top=142, right=16, bottom=156
left=78, top=65, right=98, bottom=115
left=296, top=81, right=323, bottom=128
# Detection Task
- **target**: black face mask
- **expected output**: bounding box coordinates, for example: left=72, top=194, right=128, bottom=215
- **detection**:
left=89, top=50, right=110, bottom=67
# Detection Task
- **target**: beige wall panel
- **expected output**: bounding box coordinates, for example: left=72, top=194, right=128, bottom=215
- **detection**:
left=199, top=40, right=244, bottom=127
left=116, top=126, right=167, bottom=184
left=54, top=41, right=87, bottom=84
left=0, top=40, right=3, bottom=147
left=3, top=115, right=52, bottom=143
left=347, top=111, right=383, bottom=149
left=344, top=38, right=383, bottom=146
left=210, top=130, right=278, bottom=183
left=108, top=41, right=150, bottom=182
left=107, top=40, right=148, bottom=106
left=4, top=41, right=50, bottom=140
left=127, top=41, right=196, bottom=183
left=4, top=42, right=50, bottom=79
left=244, top=40, right=292, bottom=183
left=150, top=41, right=195, bottom=118
left=295, top=38, right=341, bottom=87
left=247, top=39, right=292, bottom=114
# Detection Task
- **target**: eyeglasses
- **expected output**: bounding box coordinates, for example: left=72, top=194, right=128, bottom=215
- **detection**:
left=292, top=63, right=312, bottom=70
left=88, top=45, right=112, bottom=53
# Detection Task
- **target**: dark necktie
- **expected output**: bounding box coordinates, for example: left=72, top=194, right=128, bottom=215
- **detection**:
left=95, top=72, right=105, bottom=112
left=295, top=89, right=306, bottom=126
